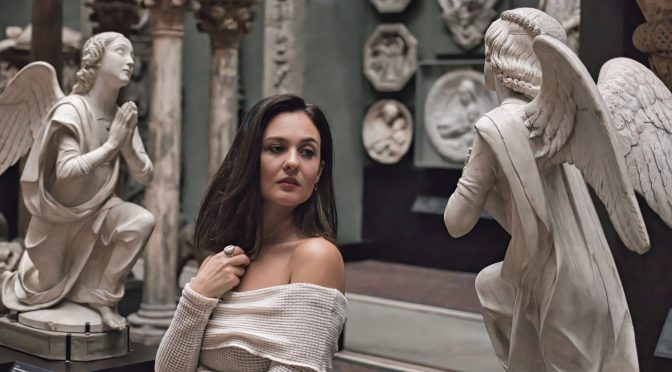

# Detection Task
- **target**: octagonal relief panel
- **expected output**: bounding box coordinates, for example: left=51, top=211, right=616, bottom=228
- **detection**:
left=364, top=23, right=418, bottom=92
left=370, top=0, right=414, bottom=13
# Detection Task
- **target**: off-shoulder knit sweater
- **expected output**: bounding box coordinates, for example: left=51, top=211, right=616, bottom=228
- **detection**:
left=155, top=282, right=347, bottom=372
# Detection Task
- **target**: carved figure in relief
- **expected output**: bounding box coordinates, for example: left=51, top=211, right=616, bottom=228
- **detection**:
left=444, top=8, right=649, bottom=370
left=364, top=24, right=418, bottom=92
left=437, top=0, right=498, bottom=50
left=425, top=69, right=496, bottom=163
left=362, top=100, right=413, bottom=164
left=0, top=32, right=155, bottom=330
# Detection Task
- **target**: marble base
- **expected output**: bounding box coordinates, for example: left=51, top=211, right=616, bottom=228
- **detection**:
left=0, top=316, right=128, bottom=361
left=18, top=301, right=105, bottom=333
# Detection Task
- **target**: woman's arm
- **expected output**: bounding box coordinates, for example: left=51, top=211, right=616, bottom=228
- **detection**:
left=444, top=131, right=498, bottom=237
left=154, top=283, right=218, bottom=372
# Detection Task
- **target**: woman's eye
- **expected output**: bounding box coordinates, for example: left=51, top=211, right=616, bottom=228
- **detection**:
left=300, top=148, right=316, bottom=158
left=269, top=145, right=284, bottom=154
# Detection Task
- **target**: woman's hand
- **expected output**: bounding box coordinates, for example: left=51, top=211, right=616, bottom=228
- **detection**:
left=108, top=102, right=137, bottom=149
left=190, top=246, right=250, bottom=298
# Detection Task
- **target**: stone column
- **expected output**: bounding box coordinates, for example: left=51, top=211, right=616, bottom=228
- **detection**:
left=193, top=0, right=255, bottom=180
left=634, top=0, right=672, bottom=89
left=127, top=0, right=190, bottom=345
left=263, top=0, right=304, bottom=97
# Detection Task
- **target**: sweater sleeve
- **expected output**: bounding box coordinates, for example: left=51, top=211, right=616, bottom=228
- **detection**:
left=267, top=362, right=316, bottom=372
left=155, top=283, right=219, bottom=372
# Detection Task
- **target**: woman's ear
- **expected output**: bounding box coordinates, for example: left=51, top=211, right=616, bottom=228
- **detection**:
left=318, top=161, right=325, bottom=181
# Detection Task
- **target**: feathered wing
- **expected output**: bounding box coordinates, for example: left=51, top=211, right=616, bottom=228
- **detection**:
left=597, top=58, right=672, bottom=229
left=523, top=35, right=650, bottom=254
left=0, top=62, right=64, bottom=175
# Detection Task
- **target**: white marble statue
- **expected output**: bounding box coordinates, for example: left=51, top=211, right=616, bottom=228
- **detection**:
left=362, top=99, right=413, bottom=164
left=437, top=0, right=498, bottom=50
left=0, top=32, right=155, bottom=331
left=444, top=8, right=650, bottom=371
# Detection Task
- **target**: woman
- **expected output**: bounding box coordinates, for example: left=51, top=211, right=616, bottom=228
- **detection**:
left=156, top=94, right=346, bottom=372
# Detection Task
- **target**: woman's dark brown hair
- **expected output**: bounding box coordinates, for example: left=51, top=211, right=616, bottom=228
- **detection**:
left=194, top=94, right=337, bottom=260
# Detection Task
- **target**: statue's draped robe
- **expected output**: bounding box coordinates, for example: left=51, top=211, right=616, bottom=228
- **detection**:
left=448, top=104, right=638, bottom=371
left=1, top=95, right=153, bottom=311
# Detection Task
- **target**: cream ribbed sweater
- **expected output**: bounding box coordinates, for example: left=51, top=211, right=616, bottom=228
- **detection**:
left=155, top=282, right=347, bottom=372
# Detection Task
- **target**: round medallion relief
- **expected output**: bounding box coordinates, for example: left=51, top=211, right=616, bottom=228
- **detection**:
left=424, top=69, right=496, bottom=163
left=362, top=99, right=413, bottom=164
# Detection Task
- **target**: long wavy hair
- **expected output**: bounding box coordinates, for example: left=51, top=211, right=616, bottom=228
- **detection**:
left=71, top=32, right=126, bottom=95
left=194, top=94, right=337, bottom=260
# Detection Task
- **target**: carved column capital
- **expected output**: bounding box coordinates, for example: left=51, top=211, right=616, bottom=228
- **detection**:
left=87, top=0, right=140, bottom=36
left=142, top=0, right=191, bottom=36
left=193, top=0, right=256, bottom=50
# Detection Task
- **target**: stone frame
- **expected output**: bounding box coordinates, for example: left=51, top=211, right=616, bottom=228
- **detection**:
left=369, top=0, right=414, bottom=13
left=363, top=23, right=418, bottom=92
left=414, top=59, right=495, bottom=169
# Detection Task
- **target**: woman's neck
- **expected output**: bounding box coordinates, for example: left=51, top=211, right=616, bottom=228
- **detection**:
left=261, top=204, right=296, bottom=245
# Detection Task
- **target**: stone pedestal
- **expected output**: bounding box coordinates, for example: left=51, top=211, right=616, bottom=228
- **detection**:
left=0, top=312, right=128, bottom=361
left=193, top=0, right=255, bottom=179
left=127, top=0, right=190, bottom=345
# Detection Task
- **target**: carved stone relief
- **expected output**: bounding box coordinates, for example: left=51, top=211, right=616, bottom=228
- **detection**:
left=634, top=0, right=672, bottom=90
left=425, top=69, right=496, bottom=162
left=437, top=0, right=498, bottom=50
left=364, top=24, right=418, bottom=92
left=263, top=0, right=303, bottom=96
left=370, top=0, right=414, bottom=13
left=539, top=0, right=580, bottom=53
left=362, top=100, right=413, bottom=164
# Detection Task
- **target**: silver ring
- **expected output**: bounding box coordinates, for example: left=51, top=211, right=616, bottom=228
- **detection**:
left=223, top=245, right=235, bottom=257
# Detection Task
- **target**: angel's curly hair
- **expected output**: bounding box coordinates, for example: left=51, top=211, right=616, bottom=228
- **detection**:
left=484, top=8, right=566, bottom=98
left=71, top=32, right=126, bottom=95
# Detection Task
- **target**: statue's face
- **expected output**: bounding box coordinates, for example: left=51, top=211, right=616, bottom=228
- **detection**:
left=97, top=37, right=135, bottom=89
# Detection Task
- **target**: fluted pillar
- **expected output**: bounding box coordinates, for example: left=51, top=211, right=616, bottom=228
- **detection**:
left=634, top=0, right=672, bottom=89
left=193, top=0, right=255, bottom=179
left=127, top=0, right=190, bottom=345
left=263, top=0, right=304, bottom=97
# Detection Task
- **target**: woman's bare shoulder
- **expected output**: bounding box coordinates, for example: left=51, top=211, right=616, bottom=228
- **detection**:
left=289, top=237, right=345, bottom=293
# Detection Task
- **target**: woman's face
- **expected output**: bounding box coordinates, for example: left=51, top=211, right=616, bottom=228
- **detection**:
left=260, top=111, right=324, bottom=209
left=98, top=37, right=135, bottom=89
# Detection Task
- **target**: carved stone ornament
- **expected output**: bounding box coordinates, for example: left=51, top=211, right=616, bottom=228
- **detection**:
left=362, top=99, right=413, bottom=164
left=369, top=0, right=414, bottom=13
left=437, top=0, right=498, bottom=50
left=634, top=0, right=672, bottom=90
left=425, top=69, right=495, bottom=162
left=364, top=23, right=418, bottom=92
left=539, top=0, right=581, bottom=53
left=193, top=0, right=256, bottom=49
left=263, top=0, right=303, bottom=96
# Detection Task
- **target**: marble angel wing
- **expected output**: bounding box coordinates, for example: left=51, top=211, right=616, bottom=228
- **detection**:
left=523, top=35, right=650, bottom=254
left=0, top=62, right=64, bottom=175
left=597, top=58, right=672, bottom=228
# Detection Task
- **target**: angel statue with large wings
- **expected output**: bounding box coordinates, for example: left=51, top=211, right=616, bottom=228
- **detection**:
left=0, top=32, right=155, bottom=331
left=444, top=8, right=656, bottom=371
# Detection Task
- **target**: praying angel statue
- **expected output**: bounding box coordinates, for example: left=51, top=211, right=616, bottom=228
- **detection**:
left=0, top=32, right=155, bottom=331
left=445, top=7, right=672, bottom=371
